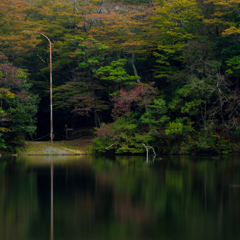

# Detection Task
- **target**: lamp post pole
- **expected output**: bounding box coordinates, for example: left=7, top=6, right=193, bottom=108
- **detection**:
left=37, top=33, right=53, bottom=143
left=23, top=31, right=53, bottom=142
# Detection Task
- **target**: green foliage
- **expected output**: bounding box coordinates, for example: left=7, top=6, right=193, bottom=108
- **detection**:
left=181, top=99, right=205, bottom=115
left=93, top=113, right=155, bottom=154
left=75, top=37, right=108, bottom=73
left=52, top=37, right=110, bottom=125
left=226, top=55, right=240, bottom=75
left=165, top=122, right=183, bottom=136
left=175, top=132, right=233, bottom=155
left=153, top=0, right=203, bottom=78
left=192, top=133, right=232, bottom=154
left=140, top=98, right=170, bottom=130
left=0, top=108, right=9, bottom=149
left=1, top=0, right=240, bottom=155
left=96, top=59, right=139, bottom=92
left=6, top=96, right=38, bottom=136
left=195, top=134, right=216, bottom=152
left=0, top=138, right=6, bottom=149
left=0, top=64, right=39, bottom=152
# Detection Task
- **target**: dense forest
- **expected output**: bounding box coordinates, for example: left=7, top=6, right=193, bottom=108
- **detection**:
left=0, top=0, right=240, bottom=154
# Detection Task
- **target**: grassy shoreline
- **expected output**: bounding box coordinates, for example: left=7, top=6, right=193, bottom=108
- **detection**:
left=18, top=136, right=94, bottom=155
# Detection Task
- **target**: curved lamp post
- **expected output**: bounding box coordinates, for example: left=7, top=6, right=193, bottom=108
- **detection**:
left=23, top=31, right=53, bottom=142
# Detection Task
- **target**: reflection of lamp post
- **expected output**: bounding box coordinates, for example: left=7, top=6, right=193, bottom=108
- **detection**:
left=22, top=31, right=53, bottom=142
left=51, top=163, right=54, bottom=240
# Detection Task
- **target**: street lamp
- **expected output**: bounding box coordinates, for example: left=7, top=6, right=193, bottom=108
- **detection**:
left=23, top=31, right=53, bottom=142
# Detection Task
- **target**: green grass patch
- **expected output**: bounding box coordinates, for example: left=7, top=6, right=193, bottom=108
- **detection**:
left=19, top=137, right=93, bottom=155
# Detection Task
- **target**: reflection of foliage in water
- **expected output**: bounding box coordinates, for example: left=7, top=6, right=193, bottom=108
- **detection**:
left=93, top=155, right=240, bottom=240
left=0, top=159, right=39, bottom=240
left=0, top=156, right=240, bottom=240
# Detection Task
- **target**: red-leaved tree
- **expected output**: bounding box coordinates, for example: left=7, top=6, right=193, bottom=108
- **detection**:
left=111, top=83, right=157, bottom=119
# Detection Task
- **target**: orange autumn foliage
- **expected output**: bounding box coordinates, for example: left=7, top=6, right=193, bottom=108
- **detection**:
left=0, top=0, right=40, bottom=58
left=84, top=2, right=158, bottom=56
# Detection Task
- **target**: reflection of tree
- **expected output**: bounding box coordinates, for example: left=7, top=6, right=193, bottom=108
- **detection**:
left=0, top=160, right=39, bottom=240
left=1, top=156, right=240, bottom=240
left=94, top=156, right=240, bottom=240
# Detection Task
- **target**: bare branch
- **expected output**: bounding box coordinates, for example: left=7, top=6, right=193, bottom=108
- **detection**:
left=106, top=142, right=116, bottom=149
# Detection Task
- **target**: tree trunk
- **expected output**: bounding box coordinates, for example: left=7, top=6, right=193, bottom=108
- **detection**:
left=91, top=74, right=99, bottom=128
left=130, top=53, right=141, bottom=83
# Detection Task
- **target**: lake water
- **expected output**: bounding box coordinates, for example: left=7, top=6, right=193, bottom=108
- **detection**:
left=0, top=155, right=240, bottom=240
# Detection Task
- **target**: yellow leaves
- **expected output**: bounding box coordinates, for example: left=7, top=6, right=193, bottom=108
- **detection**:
left=214, top=1, right=232, bottom=5
left=154, top=0, right=202, bottom=38
left=0, top=88, right=15, bottom=100
left=41, top=2, right=79, bottom=20
left=222, top=26, right=240, bottom=36
left=212, top=11, right=229, bottom=17
left=155, top=0, right=202, bottom=22
left=0, top=0, right=42, bottom=54
left=204, top=0, right=240, bottom=37
left=121, top=40, right=146, bottom=47
left=86, top=2, right=155, bottom=54
left=0, top=127, right=11, bottom=137
left=206, top=0, right=240, bottom=5
left=0, top=127, right=11, bottom=133
left=154, top=53, right=170, bottom=65
left=4, top=91, right=15, bottom=99
left=203, top=19, right=235, bottom=26
left=153, top=0, right=202, bottom=77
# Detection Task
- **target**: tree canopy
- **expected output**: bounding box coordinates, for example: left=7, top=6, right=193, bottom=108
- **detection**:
left=1, top=0, right=240, bottom=154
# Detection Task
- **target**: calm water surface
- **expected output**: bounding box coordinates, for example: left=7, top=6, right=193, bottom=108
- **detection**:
left=0, top=155, right=240, bottom=240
